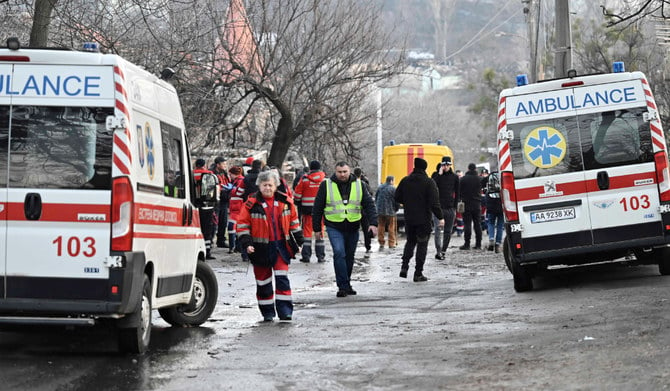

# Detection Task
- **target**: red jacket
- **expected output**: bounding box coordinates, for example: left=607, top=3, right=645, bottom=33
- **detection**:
left=293, top=170, right=326, bottom=215
left=237, top=191, right=303, bottom=262
left=228, top=176, right=245, bottom=222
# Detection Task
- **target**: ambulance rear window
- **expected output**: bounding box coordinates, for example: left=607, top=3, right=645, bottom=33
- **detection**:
left=0, top=105, right=113, bottom=189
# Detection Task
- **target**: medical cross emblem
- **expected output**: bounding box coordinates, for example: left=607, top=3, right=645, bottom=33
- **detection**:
left=523, top=126, right=566, bottom=169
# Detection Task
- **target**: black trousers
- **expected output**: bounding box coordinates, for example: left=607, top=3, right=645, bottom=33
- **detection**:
left=401, top=223, right=432, bottom=275
left=463, top=207, right=482, bottom=247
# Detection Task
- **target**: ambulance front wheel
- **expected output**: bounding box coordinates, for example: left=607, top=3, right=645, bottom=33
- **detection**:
left=118, top=274, right=152, bottom=354
left=159, top=261, right=218, bottom=327
left=512, top=261, right=533, bottom=292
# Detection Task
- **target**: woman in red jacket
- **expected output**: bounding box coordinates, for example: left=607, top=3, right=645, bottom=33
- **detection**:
left=237, top=170, right=304, bottom=321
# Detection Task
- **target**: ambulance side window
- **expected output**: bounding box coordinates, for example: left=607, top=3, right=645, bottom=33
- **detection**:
left=508, top=116, right=583, bottom=179
left=580, top=108, right=653, bottom=169
left=161, top=122, right=185, bottom=199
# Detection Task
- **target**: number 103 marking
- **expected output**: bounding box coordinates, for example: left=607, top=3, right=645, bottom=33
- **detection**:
left=52, top=236, right=97, bottom=257
left=619, top=195, right=650, bottom=211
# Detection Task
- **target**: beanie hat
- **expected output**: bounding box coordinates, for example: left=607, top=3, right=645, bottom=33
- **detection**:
left=214, top=156, right=226, bottom=164
left=244, top=156, right=254, bottom=166
left=195, top=158, right=206, bottom=167
left=309, top=160, right=321, bottom=170
left=228, top=166, right=242, bottom=175
left=442, top=156, right=452, bottom=164
left=414, top=157, right=428, bottom=171
left=251, top=159, right=263, bottom=170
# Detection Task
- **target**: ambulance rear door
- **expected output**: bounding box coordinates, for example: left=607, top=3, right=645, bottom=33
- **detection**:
left=4, top=64, right=116, bottom=301
left=505, top=89, right=592, bottom=254
left=575, top=80, right=661, bottom=245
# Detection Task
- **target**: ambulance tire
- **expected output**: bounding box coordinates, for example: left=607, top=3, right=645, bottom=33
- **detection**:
left=118, top=274, right=152, bottom=354
left=512, top=261, right=533, bottom=292
left=503, top=237, right=513, bottom=273
left=657, top=247, right=670, bottom=276
left=159, top=261, right=218, bottom=327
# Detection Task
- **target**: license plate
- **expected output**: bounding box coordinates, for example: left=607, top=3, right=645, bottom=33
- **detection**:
left=530, top=207, right=575, bottom=223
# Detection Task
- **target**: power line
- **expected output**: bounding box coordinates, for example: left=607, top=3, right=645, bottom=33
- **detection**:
left=443, top=0, right=520, bottom=61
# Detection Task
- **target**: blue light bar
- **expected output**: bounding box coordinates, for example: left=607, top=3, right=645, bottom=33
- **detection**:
left=516, top=74, right=528, bottom=86
left=389, top=139, right=395, bottom=146
left=612, top=62, right=625, bottom=73
left=82, top=42, right=100, bottom=53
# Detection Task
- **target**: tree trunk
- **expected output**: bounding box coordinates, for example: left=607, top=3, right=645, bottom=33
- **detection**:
left=267, top=115, right=293, bottom=167
left=29, top=0, right=58, bottom=48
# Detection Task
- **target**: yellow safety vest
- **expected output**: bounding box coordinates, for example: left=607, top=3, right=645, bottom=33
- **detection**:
left=324, top=179, right=363, bottom=222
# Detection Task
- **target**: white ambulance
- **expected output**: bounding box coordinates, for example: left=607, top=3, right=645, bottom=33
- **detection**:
left=497, top=62, right=670, bottom=292
left=0, top=39, right=218, bottom=352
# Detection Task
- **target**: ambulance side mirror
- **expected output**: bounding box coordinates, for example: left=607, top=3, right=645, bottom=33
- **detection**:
left=196, top=173, right=218, bottom=207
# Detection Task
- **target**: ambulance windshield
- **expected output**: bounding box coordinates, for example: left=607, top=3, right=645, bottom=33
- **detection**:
left=0, top=105, right=113, bottom=189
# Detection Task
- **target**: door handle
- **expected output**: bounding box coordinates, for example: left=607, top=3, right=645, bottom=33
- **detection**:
left=182, top=205, right=187, bottom=226
left=24, top=193, right=42, bottom=220
left=597, top=171, right=609, bottom=190
left=188, top=205, right=193, bottom=225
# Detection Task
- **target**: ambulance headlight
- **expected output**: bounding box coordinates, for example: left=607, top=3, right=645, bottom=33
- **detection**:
left=7, top=37, right=20, bottom=51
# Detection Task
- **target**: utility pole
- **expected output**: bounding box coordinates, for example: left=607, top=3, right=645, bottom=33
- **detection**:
left=523, top=0, right=541, bottom=83
left=554, top=0, right=572, bottom=77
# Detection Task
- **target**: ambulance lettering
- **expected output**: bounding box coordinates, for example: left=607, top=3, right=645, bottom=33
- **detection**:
left=0, top=74, right=103, bottom=97
left=515, top=87, right=637, bottom=117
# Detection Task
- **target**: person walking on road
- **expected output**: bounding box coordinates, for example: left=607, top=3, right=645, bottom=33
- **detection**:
left=485, top=171, right=504, bottom=253
left=312, top=161, right=378, bottom=297
left=431, top=156, right=459, bottom=259
left=353, top=167, right=373, bottom=255
left=213, top=156, right=230, bottom=248
left=375, top=175, right=399, bottom=250
left=294, top=160, right=327, bottom=263
left=394, top=157, right=444, bottom=282
left=237, top=170, right=304, bottom=322
left=193, top=158, right=217, bottom=260
left=459, top=163, right=483, bottom=250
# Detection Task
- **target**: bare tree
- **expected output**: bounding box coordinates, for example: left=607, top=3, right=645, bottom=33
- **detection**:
left=29, top=0, right=57, bottom=47
left=211, top=0, right=405, bottom=167
left=601, top=0, right=670, bottom=27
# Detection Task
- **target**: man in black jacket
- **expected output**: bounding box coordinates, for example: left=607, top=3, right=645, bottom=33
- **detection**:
left=431, top=156, right=460, bottom=259
left=459, top=163, right=483, bottom=250
left=312, top=161, right=378, bottom=297
left=395, top=157, right=444, bottom=282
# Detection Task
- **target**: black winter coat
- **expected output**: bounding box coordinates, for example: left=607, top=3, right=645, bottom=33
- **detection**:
left=431, top=169, right=460, bottom=210
left=459, top=169, right=482, bottom=211
left=395, top=168, right=443, bottom=226
left=311, top=173, right=378, bottom=232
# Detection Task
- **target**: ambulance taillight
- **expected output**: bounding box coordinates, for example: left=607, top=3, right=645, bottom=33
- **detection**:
left=654, top=151, right=670, bottom=202
left=111, top=177, right=134, bottom=251
left=501, top=171, right=518, bottom=221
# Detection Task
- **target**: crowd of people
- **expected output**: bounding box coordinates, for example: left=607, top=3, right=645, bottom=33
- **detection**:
left=192, top=156, right=502, bottom=321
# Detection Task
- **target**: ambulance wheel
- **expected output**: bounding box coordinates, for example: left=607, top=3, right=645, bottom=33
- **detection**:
left=159, top=261, right=218, bottom=327
left=503, top=237, right=512, bottom=273
left=512, top=262, right=533, bottom=292
left=118, top=274, right=152, bottom=354
left=657, top=247, right=670, bottom=275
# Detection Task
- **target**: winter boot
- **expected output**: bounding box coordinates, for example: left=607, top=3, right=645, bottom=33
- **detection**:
left=487, top=239, right=495, bottom=251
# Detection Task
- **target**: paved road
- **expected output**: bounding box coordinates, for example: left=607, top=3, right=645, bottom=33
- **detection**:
left=2, top=233, right=670, bottom=390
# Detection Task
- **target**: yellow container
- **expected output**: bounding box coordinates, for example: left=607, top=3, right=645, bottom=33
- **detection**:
left=380, top=143, right=454, bottom=184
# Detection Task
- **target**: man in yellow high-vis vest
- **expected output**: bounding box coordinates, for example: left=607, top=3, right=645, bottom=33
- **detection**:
left=312, top=161, right=378, bottom=297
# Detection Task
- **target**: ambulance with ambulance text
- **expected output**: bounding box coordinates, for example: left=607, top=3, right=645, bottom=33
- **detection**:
left=497, top=63, right=670, bottom=292
left=0, top=39, right=218, bottom=352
